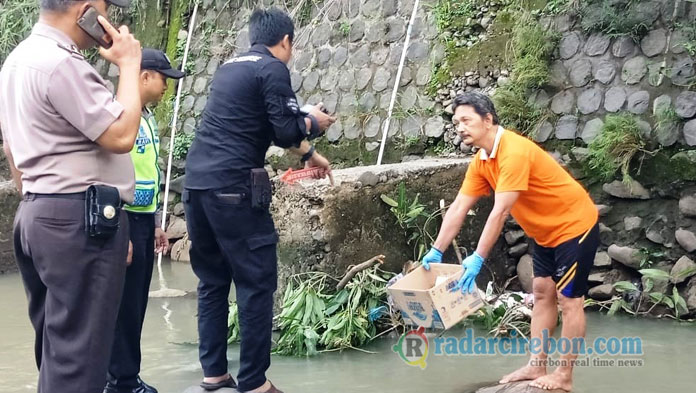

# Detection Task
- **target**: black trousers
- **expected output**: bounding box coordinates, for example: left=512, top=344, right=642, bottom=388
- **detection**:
left=13, top=196, right=128, bottom=393
left=107, top=212, right=155, bottom=388
left=183, top=184, right=278, bottom=392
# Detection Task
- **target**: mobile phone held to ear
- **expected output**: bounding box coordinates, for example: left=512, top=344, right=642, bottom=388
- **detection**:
left=77, top=7, right=113, bottom=49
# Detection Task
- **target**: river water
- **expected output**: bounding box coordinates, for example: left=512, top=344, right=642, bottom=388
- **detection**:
left=1, top=260, right=694, bottom=393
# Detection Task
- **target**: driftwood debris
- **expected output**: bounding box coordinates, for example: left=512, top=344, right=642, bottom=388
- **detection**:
left=336, top=254, right=386, bottom=290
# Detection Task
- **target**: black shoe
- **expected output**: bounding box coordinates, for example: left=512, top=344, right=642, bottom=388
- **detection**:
left=103, top=378, right=158, bottom=393
left=200, top=375, right=238, bottom=391
left=136, top=377, right=158, bottom=393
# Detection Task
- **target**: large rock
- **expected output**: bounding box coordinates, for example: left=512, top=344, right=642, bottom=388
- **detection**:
left=577, top=87, right=603, bottom=114
left=607, top=244, right=643, bottom=270
left=594, top=251, right=612, bottom=268
left=640, top=29, right=667, bottom=57
left=624, top=216, right=643, bottom=231
left=169, top=175, right=186, bottom=194
left=627, top=91, right=650, bottom=114
left=654, top=119, right=680, bottom=147
left=621, top=56, right=648, bottom=84
left=604, top=86, right=626, bottom=112
left=584, top=34, right=611, bottom=56
left=593, top=60, right=616, bottom=84
left=612, top=36, right=635, bottom=57
left=534, top=121, right=554, bottom=143
left=581, top=118, right=603, bottom=144
left=559, top=32, right=581, bottom=59
left=671, top=256, right=696, bottom=284
left=589, top=271, right=607, bottom=283
left=679, top=194, right=696, bottom=217
left=509, top=243, right=529, bottom=257
left=675, top=91, right=696, bottom=119
left=555, top=115, right=578, bottom=140
left=653, top=94, right=672, bottom=115
left=684, top=120, right=696, bottom=146
left=550, top=90, right=575, bottom=114
left=505, top=230, right=525, bottom=245
left=670, top=55, right=695, bottom=86
left=685, top=278, right=696, bottom=313
left=569, top=59, right=593, bottom=87
left=589, top=284, right=615, bottom=300
left=676, top=229, right=696, bottom=252
left=596, top=204, right=612, bottom=217
left=171, top=236, right=191, bottom=263
left=166, top=215, right=188, bottom=240
left=424, top=116, right=445, bottom=138
left=602, top=180, right=650, bottom=199
left=516, top=254, right=534, bottom=293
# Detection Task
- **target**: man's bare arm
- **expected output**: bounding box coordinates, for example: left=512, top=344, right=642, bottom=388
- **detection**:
left=2, top=143, right=23, bottom=194
left=475, top=191, right=520, bottom=258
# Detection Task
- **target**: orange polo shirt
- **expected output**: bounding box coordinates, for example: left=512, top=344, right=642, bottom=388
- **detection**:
left=460, top=128, right=598, bottom=247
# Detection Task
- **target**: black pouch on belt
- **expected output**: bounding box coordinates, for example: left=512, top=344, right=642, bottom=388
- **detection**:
left=250, top=168, right=272, bottom=210
left=85, top=185, right=122, bottom=238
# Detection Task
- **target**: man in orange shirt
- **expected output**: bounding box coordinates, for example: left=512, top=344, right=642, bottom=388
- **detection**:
left=422, top=92, right=598, bottom=392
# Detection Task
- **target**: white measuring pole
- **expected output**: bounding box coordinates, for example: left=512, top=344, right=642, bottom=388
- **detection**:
left=376, top=0, right=420, bottom=166
left=155, top=2, right=199, bottom=285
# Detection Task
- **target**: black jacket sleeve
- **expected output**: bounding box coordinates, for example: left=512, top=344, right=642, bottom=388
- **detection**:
left=259, top=61, right=308, bottom=148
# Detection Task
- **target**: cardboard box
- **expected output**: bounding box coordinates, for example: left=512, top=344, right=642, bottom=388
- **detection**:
left=388, top=263, right=484, bottom=330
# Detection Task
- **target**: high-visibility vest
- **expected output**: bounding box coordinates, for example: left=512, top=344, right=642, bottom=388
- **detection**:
left=124, top=109, right=160, bottom=214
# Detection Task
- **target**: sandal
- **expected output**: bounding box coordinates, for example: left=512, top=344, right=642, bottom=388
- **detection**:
left=200, top=375, right=238, bottom=391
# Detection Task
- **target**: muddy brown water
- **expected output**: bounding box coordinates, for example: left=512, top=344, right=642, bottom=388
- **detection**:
left=1, top=260, right=694, bottom=393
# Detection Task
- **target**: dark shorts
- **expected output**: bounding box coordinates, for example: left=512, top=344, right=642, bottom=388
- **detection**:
left=532, top=222, right=600, bottom=298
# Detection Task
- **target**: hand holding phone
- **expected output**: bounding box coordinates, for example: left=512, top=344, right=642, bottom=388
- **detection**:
left=77, top=7, right=113, bottom=48
left=95, top=15, right=141, bottom=70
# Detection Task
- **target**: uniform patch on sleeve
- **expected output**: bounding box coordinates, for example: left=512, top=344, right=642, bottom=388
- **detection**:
left=286, top=97, right=299, bottom=114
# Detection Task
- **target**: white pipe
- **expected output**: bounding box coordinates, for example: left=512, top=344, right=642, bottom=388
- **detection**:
left=155, top=2, right=199, bottom=291
left=376, top=0, right=420, bottom=166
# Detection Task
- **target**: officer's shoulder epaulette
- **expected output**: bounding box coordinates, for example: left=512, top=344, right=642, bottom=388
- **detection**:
left=56, top=43, right=85, bottom=60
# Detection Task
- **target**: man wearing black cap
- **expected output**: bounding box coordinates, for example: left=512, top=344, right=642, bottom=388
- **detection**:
left=104, top=48, right=185, bottom=393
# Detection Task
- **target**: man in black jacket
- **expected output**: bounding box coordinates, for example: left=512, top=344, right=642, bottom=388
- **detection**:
left=183, top=8, right=335, bottom=393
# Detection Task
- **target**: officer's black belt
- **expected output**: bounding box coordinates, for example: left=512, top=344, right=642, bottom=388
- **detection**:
left=24, top=192, right=86, bottom=201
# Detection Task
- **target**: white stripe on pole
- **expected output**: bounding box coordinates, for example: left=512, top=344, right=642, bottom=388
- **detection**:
left=376, top=0, right=420, bottom=166
left=153, top=2, right=198, bottom=296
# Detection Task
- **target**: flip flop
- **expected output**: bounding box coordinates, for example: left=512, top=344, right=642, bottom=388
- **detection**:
left=200, top=375, right=237, bottom=391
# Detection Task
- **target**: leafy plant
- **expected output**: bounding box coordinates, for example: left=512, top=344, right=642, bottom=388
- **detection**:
left=380, top=182, right=441, bottom=260
left=492, top=12, right=559, bottom=136
left=676, top=21, right=696, bottom=56
left=338, top=21, right=351, bottom=37
left=260, top=265, right=396, bottom=357
left=433, top=0, right=476, bottom=33
left=172, top=131, right=195, bottom=160
left=579, top=0, right=651, bottom=40
left=227, top=301, right=241, bottom=344
left=587, top=113, right=647, bottom=184
left=0, top=0, right=39, bottom=63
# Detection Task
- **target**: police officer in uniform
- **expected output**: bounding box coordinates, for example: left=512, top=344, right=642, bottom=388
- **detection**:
left=0, top=1, right=142, bottom=392
left=183, top=8, right=335, bottom=393
left=105, top=48, right=184, bottom=393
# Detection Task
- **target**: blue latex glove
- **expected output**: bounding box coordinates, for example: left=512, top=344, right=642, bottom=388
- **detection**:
left=368, top=306, right=387, bottom=322
left=421, top=247, right=443, bottom=270
left=455, top=251, right=485, bottom=294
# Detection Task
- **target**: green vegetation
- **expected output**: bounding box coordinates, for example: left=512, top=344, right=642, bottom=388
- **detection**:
left=579, top=0, right=650, bottom=40
left=433, top=0, right=476, bottom=34
left=172, top=131, right=195, bottom=160
left=338, top=21, right=351, bottom=37
left=380, top=182, right=442, bottom=260
left=0, top=0, right=39, bottom=63
left=492, top=12, right=558, bottom=136
left=227, top=263, right=398, bottom=356
left=654, top=106, right=682, bottom=144
left=586, top=266, right=696, bottom=320
left=587, top=113, right=647, bottom=184
left=676, top=21, right=696, bottom=57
